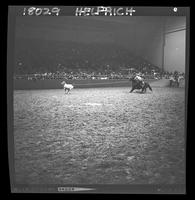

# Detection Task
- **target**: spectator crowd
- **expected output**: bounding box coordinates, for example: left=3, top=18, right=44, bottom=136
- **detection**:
left=14, top=64, right=185, bottom=81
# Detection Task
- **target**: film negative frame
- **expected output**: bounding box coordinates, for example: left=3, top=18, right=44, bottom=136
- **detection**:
left=7, top=5, right=190, bottom=194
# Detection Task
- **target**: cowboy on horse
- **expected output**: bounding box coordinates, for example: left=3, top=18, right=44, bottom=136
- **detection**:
left=134, top=72, right=145, bottom=87
left=129, top=72, right=152, bottom=93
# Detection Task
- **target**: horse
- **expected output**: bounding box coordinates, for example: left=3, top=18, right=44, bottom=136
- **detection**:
left=129, top=77, right=152, bottom=93
left=61, top=81, right=74, bottom=94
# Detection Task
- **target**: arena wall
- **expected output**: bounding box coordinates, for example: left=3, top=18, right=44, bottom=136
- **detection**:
left=144, top=17, right=186, bottom=73
left=163, top=17, right=186, bottom=73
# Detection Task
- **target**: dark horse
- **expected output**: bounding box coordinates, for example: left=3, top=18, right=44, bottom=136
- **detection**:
left=129, top=77, right=152, bottom=93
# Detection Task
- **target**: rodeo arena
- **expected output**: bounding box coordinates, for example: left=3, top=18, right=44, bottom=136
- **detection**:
left=13, top=15, right=186, bottom=190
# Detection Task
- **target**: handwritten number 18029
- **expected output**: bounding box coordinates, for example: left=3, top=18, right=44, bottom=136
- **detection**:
left=23, top=7, right=60, bottom=16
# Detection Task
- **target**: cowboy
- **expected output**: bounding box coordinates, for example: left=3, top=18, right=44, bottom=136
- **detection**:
left=134, top=72, right=144, bottom=87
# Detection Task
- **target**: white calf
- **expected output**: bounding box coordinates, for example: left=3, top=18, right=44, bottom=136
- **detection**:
left=61, top=81, right=74, bottom=94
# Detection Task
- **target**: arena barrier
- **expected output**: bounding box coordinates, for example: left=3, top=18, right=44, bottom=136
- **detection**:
left=14, top=78, right=167, bottom=90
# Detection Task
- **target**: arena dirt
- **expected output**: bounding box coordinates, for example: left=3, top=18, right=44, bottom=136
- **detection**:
left=14, top=86, right=185, bottom=184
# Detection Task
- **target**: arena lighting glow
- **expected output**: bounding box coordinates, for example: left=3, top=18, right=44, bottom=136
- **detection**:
left=75, top=6, right=136, bottom=16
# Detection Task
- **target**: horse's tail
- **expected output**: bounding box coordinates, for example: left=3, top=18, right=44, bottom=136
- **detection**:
left=147, top=83, right=152, bottom=91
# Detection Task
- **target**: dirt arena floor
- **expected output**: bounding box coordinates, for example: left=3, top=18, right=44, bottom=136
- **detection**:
left=14, top=83, right=186, bottom=185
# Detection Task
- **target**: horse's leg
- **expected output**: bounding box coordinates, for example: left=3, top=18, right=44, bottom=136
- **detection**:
left=148, top=84, right=152, bottom=91
left=141, top=84, right=146, bottom=93
left=141, top=87, right=144, bottom=93
left=129, top=87, right=134, bottom=93
left=143, top=87, right=146, bottom=93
